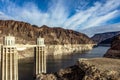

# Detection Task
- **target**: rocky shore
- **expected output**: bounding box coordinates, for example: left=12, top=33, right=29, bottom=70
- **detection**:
left=45, top=44, right=94, bottom=55
left=17, top=44, right=94, bottom=59
left=0, top=44, right=95, bottom=61
left=36, top=58, right=120, bottom=80
left=104, top=35, right=120, bottom=58
left=36, top=34, right=120, bottom=80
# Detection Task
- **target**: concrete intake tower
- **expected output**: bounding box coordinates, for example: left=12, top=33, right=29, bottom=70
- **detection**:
left=1, top=35, right=18, bottom=80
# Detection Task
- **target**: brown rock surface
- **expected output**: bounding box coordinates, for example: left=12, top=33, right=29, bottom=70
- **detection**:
left=36, top=58, right=120, bottom=80
left=0, top=20, right=95, bottom=59
left=111, top=35, right=120, bottom=50
left=0, top=20, right=94, bottom=45
left=91, top=31, right=120, bottom=44
left=104, top=35, right=120, bottom=58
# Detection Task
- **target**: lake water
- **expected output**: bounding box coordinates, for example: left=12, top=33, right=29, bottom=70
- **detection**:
left=0, top=46, right=109, bottom=80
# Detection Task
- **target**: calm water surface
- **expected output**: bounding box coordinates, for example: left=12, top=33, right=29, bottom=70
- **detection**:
left=0, top=46, right=109, bottom=80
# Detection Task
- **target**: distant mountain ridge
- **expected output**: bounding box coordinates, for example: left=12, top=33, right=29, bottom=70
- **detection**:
left=0, top=20, right=94, bottom=45
left=99, top=37, right=113, bottom=44
left=81, top=23, right=120, bottom=37
left=91, top=31, right=120, bottom=44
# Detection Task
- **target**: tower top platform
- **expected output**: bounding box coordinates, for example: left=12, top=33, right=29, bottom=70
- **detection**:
left=37, top=37, right=45, bottom=46
left=3, top=34, right=15, bottom=46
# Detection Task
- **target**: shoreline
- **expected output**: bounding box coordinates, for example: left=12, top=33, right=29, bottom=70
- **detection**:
left=36, top=58, right=120, bottom=80
left=0, top=44, right=95, bottom=61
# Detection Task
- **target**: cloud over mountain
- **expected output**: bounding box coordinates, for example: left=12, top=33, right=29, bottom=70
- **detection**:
left=0, top=0, right=120, bottom=36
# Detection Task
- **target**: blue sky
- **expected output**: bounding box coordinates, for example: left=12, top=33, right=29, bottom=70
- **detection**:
left=0, top=0, right=120, bottom=36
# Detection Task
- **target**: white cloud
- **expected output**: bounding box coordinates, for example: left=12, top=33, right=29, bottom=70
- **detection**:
left=97, top=0, right=120, bottom=16
left=82, top=10, right=119, bottom=29
left=63, top=2, right=102, bottom=29
left=0, top=11, right=14, bottom=20
left=0, top=0, right=120, bottom=36
left=81, top=23, right=120, bottom=37
left=0, top=0, right=69, bottom=27
left=46, top=0, right=69, bottom=27
left=64, top=0, right=120, bottom=30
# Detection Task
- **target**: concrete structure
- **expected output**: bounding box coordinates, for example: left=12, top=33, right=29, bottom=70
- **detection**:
left=35, top=37, right=46, bottom=76
left=1, top=35, right=18, bottom=80
left=1, top=35, right=46, bottom=80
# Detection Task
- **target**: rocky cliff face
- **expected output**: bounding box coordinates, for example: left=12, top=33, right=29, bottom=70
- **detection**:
left=36, top=58, right=120, bottom=80
left=104, top=35, right=120, bottom=58
left=91, top=31, right=120, bottom=44
left=16, top=44, right=94, bottom=59
left=99, top=37, right=113, bottom=44
left=0, top=20, right=94, bottom=59
left=45, top=44, right=94, bottom=55
left=0, top=20, right=94, bottom=45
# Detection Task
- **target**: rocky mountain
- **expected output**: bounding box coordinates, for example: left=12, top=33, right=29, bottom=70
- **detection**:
left=99, top=37, right=114, bottom=44
left=91, top=31, right=120, bottom=44
left=36, top=58, right=120, bottom=80
left=104, top=34, right=120, bottom=58
left=0, top=20, right=94, bottom=45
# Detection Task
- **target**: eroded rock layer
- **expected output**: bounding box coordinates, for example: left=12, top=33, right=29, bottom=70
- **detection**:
left=0, top=20, right=94, bottom=45
left=104, top=35, right=120, bottom=58
left=36, top=58, right=120, bottom=80
left=0, top=20, right=94, bottom=59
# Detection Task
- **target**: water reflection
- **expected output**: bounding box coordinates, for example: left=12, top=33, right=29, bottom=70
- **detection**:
left=0, top=46, right=109, bottom=80
left=47, top=46, right=109, bottom=73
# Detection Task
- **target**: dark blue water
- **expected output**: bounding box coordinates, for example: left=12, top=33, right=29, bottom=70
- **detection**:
left=47, top=46, right=109, bottom=73
left=0, top=46, right=109, bottom=80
